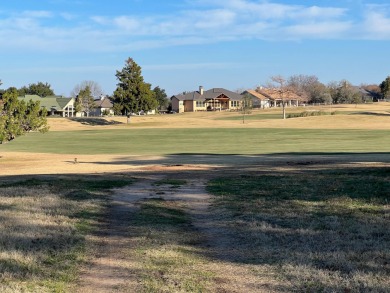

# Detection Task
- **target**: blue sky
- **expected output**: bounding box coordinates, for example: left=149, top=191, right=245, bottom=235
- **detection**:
left=1, top=0, right=390, bottom=96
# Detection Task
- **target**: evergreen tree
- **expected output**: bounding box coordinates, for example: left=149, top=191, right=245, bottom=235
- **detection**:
left=0, top=88, right=48, bottom=143
left=18, top=82, right=55, bottom=97
left=380, top=76, right=390, bottom=99
left=153, top=86, right=169, bottom=111
left=76, top=86, right=95, bottom=117
left=113, top=58, right=157, bottom=116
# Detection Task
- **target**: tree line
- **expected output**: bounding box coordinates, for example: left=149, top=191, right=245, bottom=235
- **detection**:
left=267, top=74, right=390, bottom=106
left=0, top=58, right=169, bottom=143
left=1, top=56, right=390, bottom=143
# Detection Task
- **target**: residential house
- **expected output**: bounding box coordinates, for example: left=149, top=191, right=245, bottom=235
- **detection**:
left=171, top=86, right=243, bottom=113
left=252, top=87, right=307, bottom=107
left=242, top=90, right=271, bottom=108
left=353, top=87, right=382, bottom=103
left=91, top=95, right=114, bottom=116
left=18, top=95, right=75, bottom=117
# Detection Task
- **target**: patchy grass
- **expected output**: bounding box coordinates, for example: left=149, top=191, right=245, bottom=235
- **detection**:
left=0, top=177, right=133, bottom=292
left=153, top=179, right=187, bottom=188
left=207, top=167, right=390, bottom=292
left=127, top=198, right=215, bottom=292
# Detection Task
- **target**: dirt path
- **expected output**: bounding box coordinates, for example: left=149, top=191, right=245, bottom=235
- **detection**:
left=76, top=175, right=163, bottom=292
left=76, top=173, right=270, bottom=292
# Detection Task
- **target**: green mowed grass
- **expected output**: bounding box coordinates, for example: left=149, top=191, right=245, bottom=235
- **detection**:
left=2, top=128, right=390, bottom=155
left=207, top=167, right=390, bottom=292
left=215, top=113, right=283, bottom=120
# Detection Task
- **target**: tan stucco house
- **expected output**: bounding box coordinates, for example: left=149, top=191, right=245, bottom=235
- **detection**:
left=171, top=87, right=243, bottom=113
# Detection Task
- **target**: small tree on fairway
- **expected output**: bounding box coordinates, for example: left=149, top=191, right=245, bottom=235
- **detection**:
left=267, top=75, right=290, bottom=119
left=0, top=88, right=48, bottom=143
left=241, top=93, right=252, bottom=124
left=113, top=58, right=157, bottom=119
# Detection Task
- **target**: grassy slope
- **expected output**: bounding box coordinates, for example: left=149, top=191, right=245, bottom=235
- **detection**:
left=2, top=128, right=390, bottom=155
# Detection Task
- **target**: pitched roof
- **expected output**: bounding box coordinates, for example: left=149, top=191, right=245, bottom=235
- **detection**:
left=256, top=88, right=306, bottom=101
left=94, top=97, right=113, bottom=108
left=172, top=88, right=242, bottom=101
left=352, top=86, right=381, bottom=99
left=18, top=95, right=73, bottom=111
left=243, top=90, right=270, bottom=101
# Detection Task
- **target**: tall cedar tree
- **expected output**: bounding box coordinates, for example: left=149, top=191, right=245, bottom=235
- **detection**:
left=0, top=88, right=48, bottom=143
left=380, top=76, right=390, bottom=99
left=113, top=58, right=157, bottom=115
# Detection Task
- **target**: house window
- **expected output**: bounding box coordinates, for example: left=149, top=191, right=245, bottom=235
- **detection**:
left=196, top=101, right=205, bottom=107
left=231, top=101, right=240, bottom=107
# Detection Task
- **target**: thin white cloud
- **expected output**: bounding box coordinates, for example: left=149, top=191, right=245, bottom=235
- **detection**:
left=60, top=12, right=77, bottom=21
left=362, top=5, right=390, bottom=39
left=144, top=62, right=241, bottom=71
left=285, top=21, right=352, bottom=39
left=114, top=16, right=142, bottom=31
left=0, top=1, right=389, bottom=54
left=21, top=10, right=53, bottom=18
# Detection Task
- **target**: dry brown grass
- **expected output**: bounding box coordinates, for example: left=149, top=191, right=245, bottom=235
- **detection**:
left=0, top=185, right=99, bottom=292
left=46, top=103, right=390, bottom=132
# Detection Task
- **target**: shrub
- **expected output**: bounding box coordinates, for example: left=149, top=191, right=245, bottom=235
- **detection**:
left=287, top=111, right=329, bottom=118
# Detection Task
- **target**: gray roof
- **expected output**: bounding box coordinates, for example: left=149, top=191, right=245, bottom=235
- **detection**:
left=172, top=88, right=242, bottom=101
left=94, top=97, right=113, bottom=108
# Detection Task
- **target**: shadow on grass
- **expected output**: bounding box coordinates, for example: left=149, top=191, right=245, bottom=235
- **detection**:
left=350, top=111, right=390, bottom=117
left=82, top=152, right=390, bottom=168
left=69, top=117, right=123, bottom=126
left=1, top=154, right=390, bottom=292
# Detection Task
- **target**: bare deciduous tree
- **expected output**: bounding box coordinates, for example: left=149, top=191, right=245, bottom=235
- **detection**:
left=71, top=81, right=103, bottom=99
left=267, top=75, right=290, bottom=119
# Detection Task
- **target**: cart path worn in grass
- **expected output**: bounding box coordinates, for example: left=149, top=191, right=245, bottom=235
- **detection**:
left=76, top=174, right=273, bottom=293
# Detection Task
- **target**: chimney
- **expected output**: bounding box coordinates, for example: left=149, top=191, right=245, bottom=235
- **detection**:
left=199, top=86, right=204, bottom=95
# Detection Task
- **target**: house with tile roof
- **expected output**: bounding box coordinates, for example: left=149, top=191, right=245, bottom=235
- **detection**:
left=244, top=87, right=307, bottom=108
left=18, top=95, right=75, bottom=117
left=171, top=86, right=243, bottom=113
left=242, top=90, right=271, bottom=108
